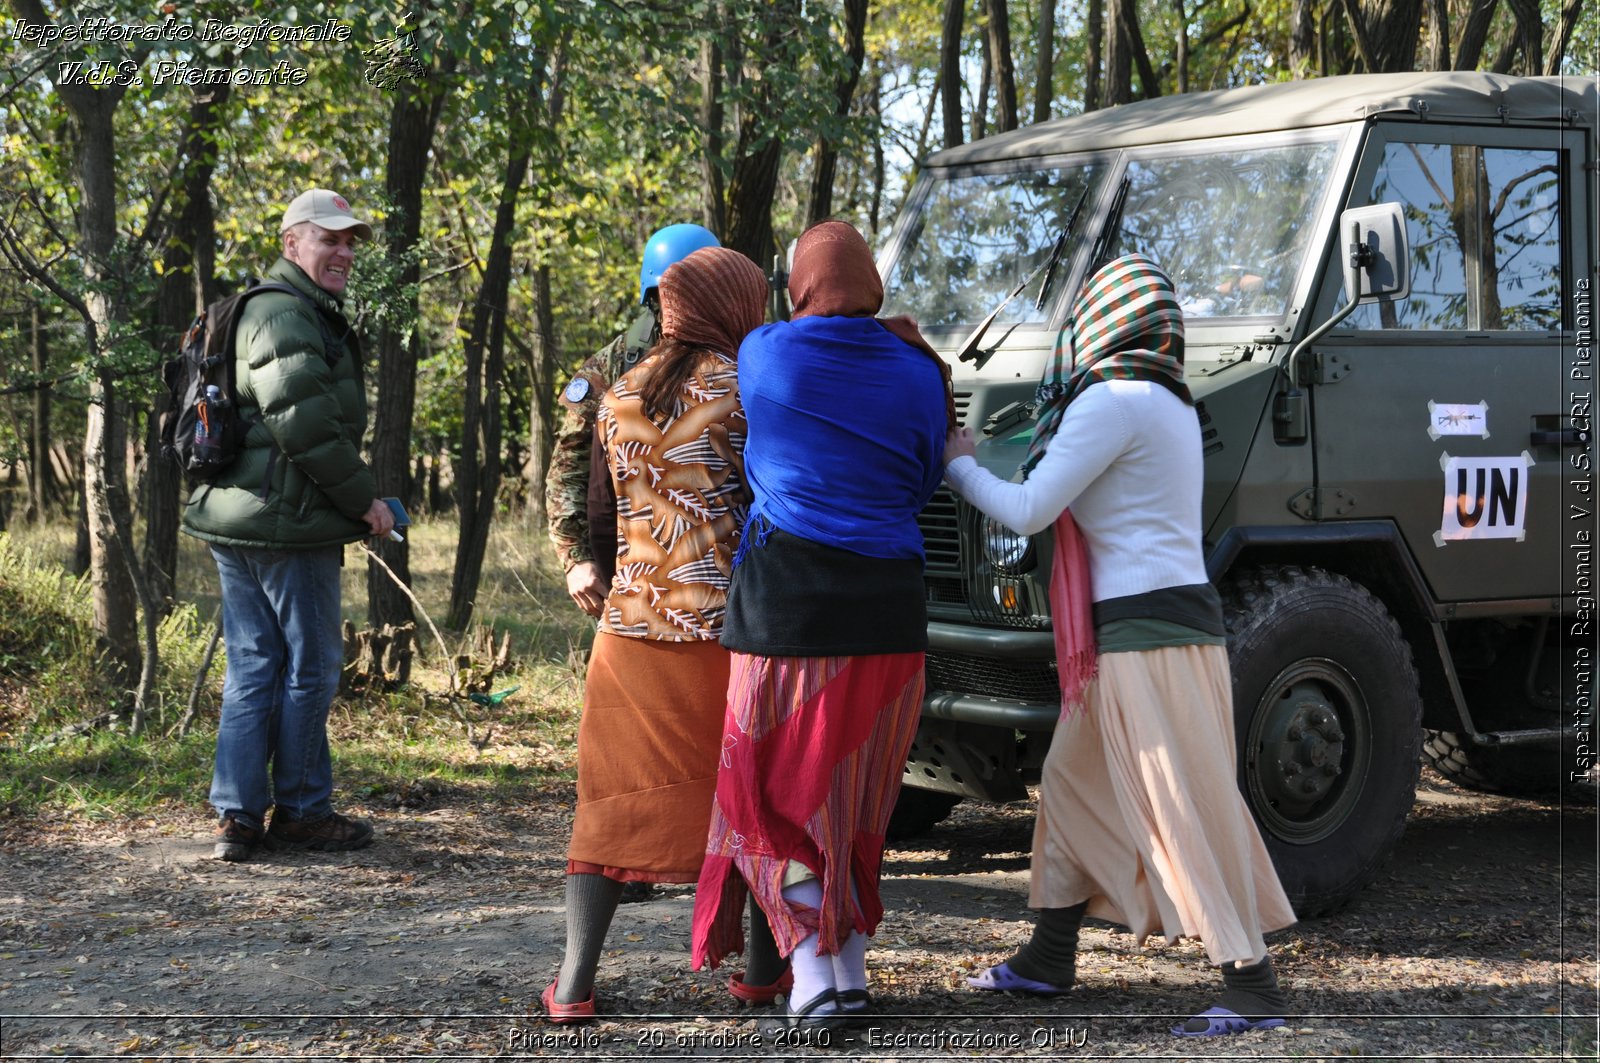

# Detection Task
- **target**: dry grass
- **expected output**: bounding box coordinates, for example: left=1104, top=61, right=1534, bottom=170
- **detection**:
left=0, top=512, right=596, bottom=815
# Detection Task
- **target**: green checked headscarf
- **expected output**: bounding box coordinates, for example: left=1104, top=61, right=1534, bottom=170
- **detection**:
left=1021, top=253, right=1191, bottom=479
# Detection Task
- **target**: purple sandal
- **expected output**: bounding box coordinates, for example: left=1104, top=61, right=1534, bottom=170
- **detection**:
left=1172, top=1006, right=1286, bottom=1037
left=966, top=962, right=1071, bottom=996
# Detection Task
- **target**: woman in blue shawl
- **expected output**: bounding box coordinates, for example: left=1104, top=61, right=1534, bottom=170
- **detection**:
left=692, top=220, right=954, bottom=1032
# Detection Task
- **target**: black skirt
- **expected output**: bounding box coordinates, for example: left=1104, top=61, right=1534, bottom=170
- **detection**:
left=719, top=527, right=928, bottom=657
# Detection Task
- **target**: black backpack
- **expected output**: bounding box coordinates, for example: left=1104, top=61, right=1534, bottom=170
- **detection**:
left=159, top=281, right=325, bottom=483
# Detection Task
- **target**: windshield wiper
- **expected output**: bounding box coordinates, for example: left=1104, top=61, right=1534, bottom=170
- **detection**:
left=956, top=184, right=1091, bottom=367
left=1081, top=174, right=1132, bottom=285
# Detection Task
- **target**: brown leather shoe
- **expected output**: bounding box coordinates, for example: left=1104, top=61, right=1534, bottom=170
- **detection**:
left=265, top=811, right=374, bottom=852
left=212, top=816, right=263, bottom=862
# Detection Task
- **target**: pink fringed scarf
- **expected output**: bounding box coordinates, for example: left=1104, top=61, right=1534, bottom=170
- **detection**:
left=1048, top=509, right=1097, bottom=717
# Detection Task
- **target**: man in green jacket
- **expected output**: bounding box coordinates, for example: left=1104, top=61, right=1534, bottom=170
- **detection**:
left=184, top=188, right=395, bottom=862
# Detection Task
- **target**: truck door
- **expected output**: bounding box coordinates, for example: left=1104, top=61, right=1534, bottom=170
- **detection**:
left=1310, top=121, right=1588, bottom=602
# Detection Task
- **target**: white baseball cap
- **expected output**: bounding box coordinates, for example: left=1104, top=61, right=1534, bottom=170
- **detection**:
left=281, top=188, right=373, bottom=240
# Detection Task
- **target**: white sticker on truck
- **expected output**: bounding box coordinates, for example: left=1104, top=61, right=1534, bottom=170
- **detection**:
left=1433, top=451, right=1535, bottom=546
left=1427, top=400, right=1490, bottom=440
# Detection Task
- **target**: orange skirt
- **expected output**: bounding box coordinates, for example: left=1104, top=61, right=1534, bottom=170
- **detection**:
left=567, top=631, right=730, bottom=883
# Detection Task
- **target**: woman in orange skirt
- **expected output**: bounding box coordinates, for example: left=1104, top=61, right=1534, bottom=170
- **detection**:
left=544, top=247, right=787, bottom=1021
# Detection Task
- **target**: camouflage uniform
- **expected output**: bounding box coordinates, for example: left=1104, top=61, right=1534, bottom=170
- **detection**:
left=544, top=306, right=658, bottom=571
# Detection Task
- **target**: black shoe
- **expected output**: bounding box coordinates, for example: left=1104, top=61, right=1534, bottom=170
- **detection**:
left=759, top=988, right=848, bottom=1040
left=618, top=880, right=655, bottom=904
left=212, top=816, right=262, bottom=862
left=836, top=988, right=873, bottom=1024
left=265, top=811, right=374, bottom=852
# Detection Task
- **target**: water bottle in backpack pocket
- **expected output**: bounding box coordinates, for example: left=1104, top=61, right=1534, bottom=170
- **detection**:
left=159, top=280, right=327, bottom=484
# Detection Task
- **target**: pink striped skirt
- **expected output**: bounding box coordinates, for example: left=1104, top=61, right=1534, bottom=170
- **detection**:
left=691, top=651, right=924, bottom=966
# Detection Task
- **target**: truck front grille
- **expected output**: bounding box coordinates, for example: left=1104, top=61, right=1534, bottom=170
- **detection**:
left=918, top=391, right=971, bottom=609
left=926, top=651, right=1060, bottom=704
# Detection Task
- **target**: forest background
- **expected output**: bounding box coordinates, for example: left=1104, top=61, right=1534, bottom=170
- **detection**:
left=0, top=0, right=1595, bottom=791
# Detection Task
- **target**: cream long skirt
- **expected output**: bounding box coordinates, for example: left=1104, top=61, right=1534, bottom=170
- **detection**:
left=1030, top=643, right=1297, bottom=966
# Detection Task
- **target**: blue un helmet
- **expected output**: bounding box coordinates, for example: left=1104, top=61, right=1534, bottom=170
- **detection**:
left=639, top=223, right=721, bottom=304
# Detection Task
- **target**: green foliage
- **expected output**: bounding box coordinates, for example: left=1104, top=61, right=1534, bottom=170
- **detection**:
left=0, top=532, right=217, bottom=734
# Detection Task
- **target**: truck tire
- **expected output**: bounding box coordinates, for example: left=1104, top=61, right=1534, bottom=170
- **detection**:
left=1221, top=566, right=1423, bottom=917
left=885, top=787, right=962, bottom=844
left=1422, top=729, right=1561, bottom=797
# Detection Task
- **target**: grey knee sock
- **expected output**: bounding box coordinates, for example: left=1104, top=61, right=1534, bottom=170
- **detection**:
left=743, top=895, right=787, bottom=987
left=1007, top=901, right=1087, bottom=988
left=556, top=873, right=624, bottom=1004
left=1219, top=956, right=1287, bottom=1022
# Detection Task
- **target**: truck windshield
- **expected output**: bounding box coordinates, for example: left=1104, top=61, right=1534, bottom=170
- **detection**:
left=882, top=163, right=1107, bottom=329
left=1109, top=140, right=1341, bottom=320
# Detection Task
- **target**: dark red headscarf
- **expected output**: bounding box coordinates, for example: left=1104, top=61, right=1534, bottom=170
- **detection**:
left=789, top=220, right=957, bottom=430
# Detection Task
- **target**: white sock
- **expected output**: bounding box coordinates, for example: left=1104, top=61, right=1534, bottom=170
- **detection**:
left=831, top=879, right=868, bottom=994
left=832, top=930, right=868, bottom=995
left=780, top=880, right=837, bottom=1012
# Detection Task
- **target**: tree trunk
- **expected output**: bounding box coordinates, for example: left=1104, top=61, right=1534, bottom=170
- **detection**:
left=868, top=79, right=885, bottom=236
left=65, top=75, right=139, bottom=690
left=1453, top=0, right=1499, bottom=69
left=940, top=0, right=964, bottom=149
left=699, top=23, right=726, bottom=236
left=27, top=302, right=52, bottom=523
left=1085, top=0, right=1103, bottom=112
left=984, top=0, right=1019, bottom=133
left=1033, top=0, right=1055, bottom=124
left=1124, top=0, right=1160, bottom=98
left=805, top=0, right=869, bottom=227
left=1343, top=0, right=1424, bottom=71
left=71, top=471, right=89, bottom=576
left=1544, top=0, right=1586, bottom=73
left=1290, top=0, right=1317, bottom=76
left=1173, top=0, right=1190, bottom=92
left=724, top=0, right=799, bottom=263
left=367, top=76, right=448, bottom=628
left=146, top=84, right=231, bottom=616
left=448, top=74, right=544, bottom=631
left=515, top=263, right=559, bottom=532
left=1104, top=0, right=1133, bottom=106
left=1430, top=5, right=1455, bottom=72
left=973, top=16, right=991, bottom=140
left=1492, top=0, right=1541, bottom=73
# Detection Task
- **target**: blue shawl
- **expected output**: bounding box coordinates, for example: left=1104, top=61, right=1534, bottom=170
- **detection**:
left=737, top=315, right=947, bottom=561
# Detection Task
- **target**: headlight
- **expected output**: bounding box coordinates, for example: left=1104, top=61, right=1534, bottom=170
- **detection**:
left=980, top=516, right=1033, bottom=573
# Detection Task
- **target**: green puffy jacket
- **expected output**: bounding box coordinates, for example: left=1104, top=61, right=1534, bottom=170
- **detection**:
left=181, top=257, right=378, bottom=549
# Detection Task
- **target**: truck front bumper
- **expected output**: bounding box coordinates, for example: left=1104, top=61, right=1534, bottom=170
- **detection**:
left=922, top=620, right=1059, bottom=733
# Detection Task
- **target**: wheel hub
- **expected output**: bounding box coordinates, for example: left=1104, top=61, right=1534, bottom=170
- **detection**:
left=1245, top=659, right=1370, bottom=845
left=1260, top=685, right=1347, bottom=812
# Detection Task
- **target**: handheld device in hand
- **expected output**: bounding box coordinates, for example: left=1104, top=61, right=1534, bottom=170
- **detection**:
left=383, top=497, right=410, bottom=542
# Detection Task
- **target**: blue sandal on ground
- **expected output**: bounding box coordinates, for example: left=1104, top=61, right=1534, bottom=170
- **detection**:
left=966, top=962, right=1071, bottom=996
left=1172, top=1006, right=1286, bottom=1036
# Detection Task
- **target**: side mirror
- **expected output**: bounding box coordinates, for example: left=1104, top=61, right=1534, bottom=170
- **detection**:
left=1340, top=203, right=1410, bottom=303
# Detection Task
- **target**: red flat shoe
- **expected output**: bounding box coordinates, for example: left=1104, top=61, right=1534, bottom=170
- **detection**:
left=727, top=968, right=794, bottom=1005
left=541, top=980, right=597, bottom=1024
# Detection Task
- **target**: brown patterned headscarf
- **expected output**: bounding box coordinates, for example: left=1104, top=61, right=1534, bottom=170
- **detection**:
left=659, top=247, right=768, bottom=356
left=788, top=219, right=957, bottom=430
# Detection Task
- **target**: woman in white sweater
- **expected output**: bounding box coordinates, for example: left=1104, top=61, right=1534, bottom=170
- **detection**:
left=943, top=253, right=1296, bottom=1037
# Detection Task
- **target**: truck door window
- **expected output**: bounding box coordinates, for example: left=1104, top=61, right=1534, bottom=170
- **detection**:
left=1112, top=141, right=1339, bottom=320
left=882, top=163, right=1106, bottom=329
left=1346, top=141, right=1561, bottom=331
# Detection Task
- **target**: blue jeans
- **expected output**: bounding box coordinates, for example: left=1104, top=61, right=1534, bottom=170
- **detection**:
left=208, top=544, right=344, bottom=828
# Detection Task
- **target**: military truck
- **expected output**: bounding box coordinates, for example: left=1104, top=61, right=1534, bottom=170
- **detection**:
left=878, top=72, right=1595, bottom=915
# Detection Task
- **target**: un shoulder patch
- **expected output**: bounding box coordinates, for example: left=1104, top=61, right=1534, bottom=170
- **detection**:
left=563, top=377, right=590, bottom=403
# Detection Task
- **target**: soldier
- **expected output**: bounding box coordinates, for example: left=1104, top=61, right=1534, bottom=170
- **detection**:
left=544, top=223, right=722, bottom=616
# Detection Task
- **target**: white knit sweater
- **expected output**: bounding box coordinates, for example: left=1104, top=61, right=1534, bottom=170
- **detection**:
left=943, top=379, right=1209, bottom=604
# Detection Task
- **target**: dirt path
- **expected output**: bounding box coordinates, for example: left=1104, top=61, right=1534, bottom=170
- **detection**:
left=1, top=771, right=1595, bottom=1060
